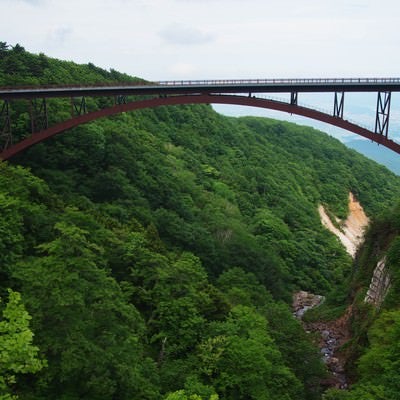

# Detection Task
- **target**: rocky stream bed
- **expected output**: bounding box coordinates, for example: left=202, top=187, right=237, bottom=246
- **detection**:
left=293, top=291, right=350, bottom=390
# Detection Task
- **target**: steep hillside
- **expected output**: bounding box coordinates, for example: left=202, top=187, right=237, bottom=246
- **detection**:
left=1, top=44, right=400, bottom=400
left=322, top=203, right=400, bottom=400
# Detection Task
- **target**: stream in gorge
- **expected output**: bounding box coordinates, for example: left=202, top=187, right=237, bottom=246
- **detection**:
left=293, top=291, right=349, bottom=390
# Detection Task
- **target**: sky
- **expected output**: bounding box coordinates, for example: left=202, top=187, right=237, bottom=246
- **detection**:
left=2, top=0, right=400, bottom=144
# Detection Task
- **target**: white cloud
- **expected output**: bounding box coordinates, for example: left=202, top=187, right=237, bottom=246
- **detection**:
left=46, top=26, right=72, bottom=48
left=159, top=23, right=215, bottom=46
left=168, top=62, right=198, bottom=76
left=5, top=0, right=45, bottom=4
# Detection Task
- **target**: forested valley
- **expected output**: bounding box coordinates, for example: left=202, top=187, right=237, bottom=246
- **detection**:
left=1, top=43, right=400, bottom=400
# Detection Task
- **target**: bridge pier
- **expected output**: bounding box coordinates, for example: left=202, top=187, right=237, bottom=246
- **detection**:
left=375, top=91, right=391, bottom=137
left=71, top=96, right=88, bottom=117
left=333, top=92, right=344, bottom=119
left=290, top=91, right=298, bottom=105
left=29, top=98, right=48, bottom=133
left=115, top=95, right=127, bottom=105
left=0, top=100, right=12, bottom=150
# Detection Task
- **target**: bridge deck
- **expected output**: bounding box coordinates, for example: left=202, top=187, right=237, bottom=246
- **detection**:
left=1, top=78, right=400, bottom=99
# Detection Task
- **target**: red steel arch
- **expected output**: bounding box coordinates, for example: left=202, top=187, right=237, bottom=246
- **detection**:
left=2, top=94, right=400, bottom=160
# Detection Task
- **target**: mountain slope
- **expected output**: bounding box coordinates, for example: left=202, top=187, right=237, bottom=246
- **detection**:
left=346, top=139, right=400, bottom=175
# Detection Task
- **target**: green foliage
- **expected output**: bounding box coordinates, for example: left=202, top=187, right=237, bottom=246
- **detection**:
left=165, top=390, right=218, bottom=400
left=384, top=235, right=400, bottom=307
left=12, top=218, right=159, bottom=399
left=351, top=310, right=400, bottom=399
left=151, top=252, right=212, bottom=356
left=199, top=305, right=303, bottom=400
left=264, top=302, right=326, bottom=399
left=217, top=267, right=273, bottom=307
left=0, top=290, right=45, bottom=399
left=303, top=302, right=347, bottom=323
left=217, top=268, right=325, bottom=399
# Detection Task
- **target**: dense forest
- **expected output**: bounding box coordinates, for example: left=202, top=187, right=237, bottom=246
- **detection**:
left=1, top=43, right=400, bottom=400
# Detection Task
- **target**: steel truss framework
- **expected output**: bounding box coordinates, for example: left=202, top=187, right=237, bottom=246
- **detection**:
left=0, top=100, right=12, bottom=150
left=30, top=98, right=48, bottom=133
left=1, top=79, right=400, bottom=158
left=290, top=92, right=298, bottom=105
left=333, top=92, right=345, bottom=119
left=71, top=96, right=87, bottom=116
left=375, top=91, right=391, bottom=137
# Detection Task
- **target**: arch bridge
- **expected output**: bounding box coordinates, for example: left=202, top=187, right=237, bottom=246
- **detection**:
left=1, top=77, right=400, bottom=160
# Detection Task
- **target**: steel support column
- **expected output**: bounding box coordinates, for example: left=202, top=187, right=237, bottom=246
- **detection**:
left=375, top=91, right=391, bottom=137
left=0, top=100, right=12, bottom=150
left=333, top=91, right=344, bottom=118
left=115, top=95, right=127, bottom=105
left=71, top=96, right=88, bottom=116
left=290, top=91, right=298, bottom=105
left=29, top=98, right=48, bottom=133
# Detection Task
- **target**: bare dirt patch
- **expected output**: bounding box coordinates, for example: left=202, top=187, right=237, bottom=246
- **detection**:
left=319, top=193, right=369, bottom=258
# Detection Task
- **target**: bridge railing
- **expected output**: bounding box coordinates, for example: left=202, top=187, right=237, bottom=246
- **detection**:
left=2, top=77, right=400, bottom=95
left=156, top=77, right=400, bottom=86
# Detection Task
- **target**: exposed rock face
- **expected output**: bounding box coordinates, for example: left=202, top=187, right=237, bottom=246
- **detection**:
left=293, top=290, right=324, bottom=318
left=318, top=193, right=369, bottom=258
left=364, top=258, right=391, bottom=308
